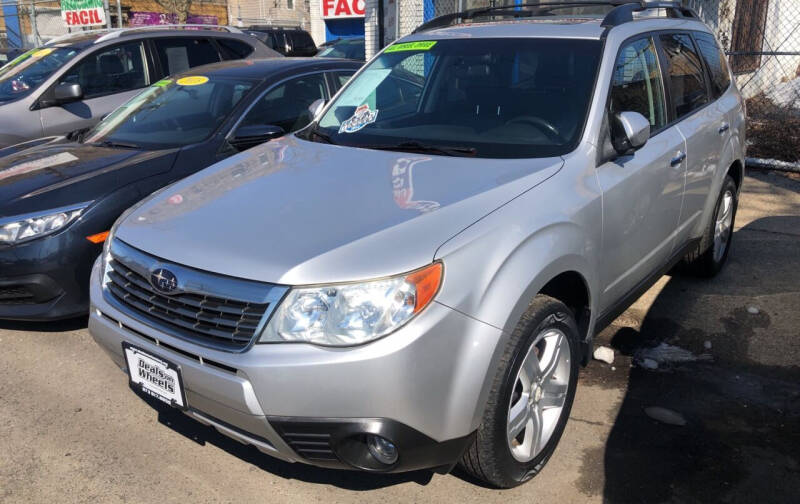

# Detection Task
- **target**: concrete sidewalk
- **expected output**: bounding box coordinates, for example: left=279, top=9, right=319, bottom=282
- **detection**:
left=1, top=171, right=798, bottom=503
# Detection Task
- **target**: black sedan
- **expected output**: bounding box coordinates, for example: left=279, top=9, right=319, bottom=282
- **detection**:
left=0, top=57, right=361, bottom=320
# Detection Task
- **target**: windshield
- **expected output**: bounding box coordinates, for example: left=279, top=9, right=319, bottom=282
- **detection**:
left=304, top=38, right=601, bottom=159
left=83, top=75, right=256, bottom=149
left=317, top=39, right=365, bottom=60
left=0, top=47, right=80, bottom=103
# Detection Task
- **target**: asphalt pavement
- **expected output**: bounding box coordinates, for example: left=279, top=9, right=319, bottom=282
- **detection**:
left=1, top=170, right=798, bottom=503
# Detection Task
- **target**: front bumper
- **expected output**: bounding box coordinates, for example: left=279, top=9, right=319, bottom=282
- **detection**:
left=88, top=257, right=503, bottom=473
left=0, top=229, right=101, bottom=320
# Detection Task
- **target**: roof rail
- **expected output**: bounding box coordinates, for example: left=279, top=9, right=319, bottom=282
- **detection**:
left=601, top=1, right=698, bottom=27
left=247, top=25, right=303, bottom=31
left=44, top=28, right=116, bottom=46
left=94, top=24, right=243, bottom=43
left=414, top=1, right=698, bottom=34
left=414, top=1, right=633, bottom=33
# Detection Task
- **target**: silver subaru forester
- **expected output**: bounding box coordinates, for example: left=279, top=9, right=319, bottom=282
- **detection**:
left=89, top=1, right=745, bottom=488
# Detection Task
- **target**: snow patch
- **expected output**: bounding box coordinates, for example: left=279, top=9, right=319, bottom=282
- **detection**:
left=634, top=342, right=712, bottom=368
left=592, top=346, right=615, bottom=365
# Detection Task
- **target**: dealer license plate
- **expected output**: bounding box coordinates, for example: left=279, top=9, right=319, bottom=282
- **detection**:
left=123, top=343, right=187, bottom=409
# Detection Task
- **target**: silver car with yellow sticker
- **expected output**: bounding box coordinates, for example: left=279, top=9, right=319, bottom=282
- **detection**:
left=89, top=2, right=745, bottom=487
left=0, top=26, right=277, bottom=148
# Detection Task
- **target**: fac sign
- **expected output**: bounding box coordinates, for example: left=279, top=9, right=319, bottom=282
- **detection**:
left=321, top=0, right=366, bottom=19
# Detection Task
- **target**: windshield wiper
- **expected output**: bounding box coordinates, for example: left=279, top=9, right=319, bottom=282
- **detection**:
left=94, top=140, right=141, bottom=150
left=367, top=141, right=477, bottom=157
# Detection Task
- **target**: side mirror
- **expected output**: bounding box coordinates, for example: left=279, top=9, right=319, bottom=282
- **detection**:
left=611, top=111, right=650, bottom=155
left=53, top=83, right=83, bottom=104
left=308, top=98, right=326, bottom=120
left=229, top=124, right=285, bottom=151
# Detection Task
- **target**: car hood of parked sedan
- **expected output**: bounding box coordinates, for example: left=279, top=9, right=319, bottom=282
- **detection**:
left=0, top=140, right=178, bottom=215
left=115, top=135, right=563, bottom=285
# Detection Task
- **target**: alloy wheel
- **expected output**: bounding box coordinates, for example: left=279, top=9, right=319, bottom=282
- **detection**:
left=713, top=189, right=734, bottom=263
left=506, top=328, right=571, bottom=462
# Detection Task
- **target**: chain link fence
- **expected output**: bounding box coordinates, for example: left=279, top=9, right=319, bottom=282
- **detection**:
left=686, top=0, right=800, bottom=163
left=1, top=0, right=124, bottom=50
left=0, top=0, right=235, bottom=51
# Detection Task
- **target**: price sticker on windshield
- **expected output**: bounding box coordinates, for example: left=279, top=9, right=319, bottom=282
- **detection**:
left=31, top=48, right=53, bottom=58
left=153, top=79, right=172, bottom=88
left=384, top=41, right=437, bottom=53
left=339, top=104, right=379, bottom=134
left=176, top=76, right=209, bottom=86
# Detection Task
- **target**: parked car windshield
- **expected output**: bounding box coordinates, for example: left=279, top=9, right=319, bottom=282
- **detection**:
left=83, top=75, right=256, bottom=149
left=0, top=46, right=80, bottom=103
left=316, top=38, right=365, bottom=60
left=304, top=38, right=601, bottom=158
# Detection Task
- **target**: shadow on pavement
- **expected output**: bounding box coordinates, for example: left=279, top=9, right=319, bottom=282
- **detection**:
left=0, top=315, right=88, bottom=332
left=596, top=216, right=800, bottom=503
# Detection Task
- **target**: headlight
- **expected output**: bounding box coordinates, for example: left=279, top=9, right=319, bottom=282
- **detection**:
left=0, top=202, right=90, bottom=245
left=261, top=262, right=443, bottom=346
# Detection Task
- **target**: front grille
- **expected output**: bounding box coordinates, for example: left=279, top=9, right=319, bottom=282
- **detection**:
left=0, top=286, right=35, bottom=304
left=105, top=240, right=287, bottom=351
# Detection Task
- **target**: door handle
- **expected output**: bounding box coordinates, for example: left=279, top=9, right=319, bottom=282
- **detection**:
left=670, top=151, right=686, bottom=167
left=718, top=122, right=730, bottom=134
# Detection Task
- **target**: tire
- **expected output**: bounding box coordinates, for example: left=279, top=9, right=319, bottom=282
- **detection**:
left=459, top=295, right=580, bottom=488
left=684, top=175, right=738, bottom=277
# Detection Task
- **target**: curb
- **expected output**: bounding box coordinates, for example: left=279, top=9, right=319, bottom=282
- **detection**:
left=746, top=157, right=800, bottom=173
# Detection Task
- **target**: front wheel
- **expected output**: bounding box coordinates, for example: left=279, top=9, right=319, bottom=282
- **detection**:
left=460, top=295, right=580, bottom=488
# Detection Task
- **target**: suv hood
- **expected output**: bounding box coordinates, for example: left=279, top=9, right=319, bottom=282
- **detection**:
left=0, top=141, right=178, bottom=215
left=116, top=135, right=563, bottom=285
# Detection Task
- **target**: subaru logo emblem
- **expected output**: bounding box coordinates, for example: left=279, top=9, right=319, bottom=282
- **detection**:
left=150, top=268, right=178, bottom=294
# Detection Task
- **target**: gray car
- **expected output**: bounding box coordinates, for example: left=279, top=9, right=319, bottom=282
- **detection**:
left=88, top=2, right=745, bottom=488
left=0, top=26, right=279, bottom=147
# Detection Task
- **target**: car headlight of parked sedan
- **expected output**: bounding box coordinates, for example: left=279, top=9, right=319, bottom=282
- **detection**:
left=0, top=202, right=90, bottom=245
left=261, top=262, right=442, bottom=346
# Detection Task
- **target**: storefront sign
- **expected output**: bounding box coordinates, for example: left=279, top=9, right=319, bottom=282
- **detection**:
left=321, top=0, right=366, bottom=19
left=61, top=0, right=106, bottom=27
left=129, top=12, right=218, bottom=26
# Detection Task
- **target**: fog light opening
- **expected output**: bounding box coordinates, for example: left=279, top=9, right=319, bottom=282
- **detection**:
left=367, top=434, right=399, bottom=465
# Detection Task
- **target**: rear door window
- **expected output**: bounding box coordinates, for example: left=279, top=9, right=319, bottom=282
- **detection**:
left=154, top=38, right=220, bottom=76
left=240, top=73, right=328, bottom=133
left=334, top=70, right=356, bottom=89
left=610, top=37, right=668, bottom=131
left=693, top=32, right=732, bottom=99
left=272, top=32, right=287, bottom=52
left=217, top=38, right=254, bottom=60
left=291, top=32, right=315, bottom=51
left=58, top=41, right=148, bottom=99
left=659, top=33, right=710, bottom=119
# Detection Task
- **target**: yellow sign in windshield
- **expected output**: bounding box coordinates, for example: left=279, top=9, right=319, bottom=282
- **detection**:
left=384, top=41, right=437, bottom=53
left=176, top=76, right=209, bottom=86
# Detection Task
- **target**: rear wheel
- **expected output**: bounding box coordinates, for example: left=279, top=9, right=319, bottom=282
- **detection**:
left=460, top=295, right=579, bottom=488
left=685, top=175, right=738, bottom=277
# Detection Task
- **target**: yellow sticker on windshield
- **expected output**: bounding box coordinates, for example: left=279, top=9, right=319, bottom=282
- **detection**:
left=176, top=76, right=209, bottom=86
left=32, top=48, right=53, bottom=58
left=384, top=41, right=437, bottom=53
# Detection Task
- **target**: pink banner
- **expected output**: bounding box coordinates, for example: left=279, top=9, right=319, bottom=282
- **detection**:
left=129, top=12, right=218, bottom=26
